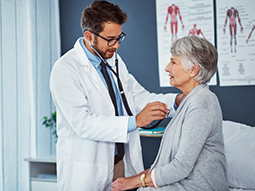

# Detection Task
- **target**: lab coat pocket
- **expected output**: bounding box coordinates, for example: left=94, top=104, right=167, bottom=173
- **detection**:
left=70, top=161, right=103, bottom=190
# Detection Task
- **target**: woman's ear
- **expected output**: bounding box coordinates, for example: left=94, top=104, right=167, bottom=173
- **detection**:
left=189, top=64, right=199, bottom=78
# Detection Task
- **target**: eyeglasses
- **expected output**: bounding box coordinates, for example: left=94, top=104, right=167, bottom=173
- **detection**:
left=87, top=30, right=126, bottom=47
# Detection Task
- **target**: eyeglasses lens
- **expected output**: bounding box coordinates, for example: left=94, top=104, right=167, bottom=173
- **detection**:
left=108, top=34, right=125, bottom=46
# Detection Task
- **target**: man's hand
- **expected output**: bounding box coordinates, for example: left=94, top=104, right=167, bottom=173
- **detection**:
left=136, top=101, right=168, bottom=128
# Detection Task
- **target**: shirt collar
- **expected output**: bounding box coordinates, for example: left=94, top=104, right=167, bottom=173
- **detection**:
left=79, top=38, right=116, bottom=68
left=79, top=38, right=101, bottom=68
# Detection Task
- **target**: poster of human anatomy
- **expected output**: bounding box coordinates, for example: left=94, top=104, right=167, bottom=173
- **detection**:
left=156, top=0, right=215, bottom=87
left=216, top=0, right=255, bottom=86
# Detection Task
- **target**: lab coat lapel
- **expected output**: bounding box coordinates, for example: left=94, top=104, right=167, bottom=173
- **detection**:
left=73, top=38, right=113, bottom=101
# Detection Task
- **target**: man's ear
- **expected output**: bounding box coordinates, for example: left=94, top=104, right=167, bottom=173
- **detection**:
left=84, top=30, right=92, bottom=42
left=190, top=64, right=199, bottom=78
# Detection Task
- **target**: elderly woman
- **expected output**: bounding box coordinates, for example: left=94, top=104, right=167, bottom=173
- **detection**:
left=111, top=36, right=229, bottom=191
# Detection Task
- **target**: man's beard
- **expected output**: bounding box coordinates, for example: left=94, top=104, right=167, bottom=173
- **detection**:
left=92, top=38, right=116, bottom=59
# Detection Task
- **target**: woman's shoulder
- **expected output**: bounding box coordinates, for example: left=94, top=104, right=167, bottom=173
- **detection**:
left=187, top=86, right=220, bottom=110
left=190, top=85, right=216, bottom=100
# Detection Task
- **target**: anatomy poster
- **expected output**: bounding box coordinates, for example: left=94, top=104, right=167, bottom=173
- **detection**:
left=156, top=0, right=215, bottom=87
left=216, top=0, right=255, bottom=86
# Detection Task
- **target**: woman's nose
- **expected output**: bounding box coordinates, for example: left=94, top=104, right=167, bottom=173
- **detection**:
left=165, top=62, right=171, bottom=72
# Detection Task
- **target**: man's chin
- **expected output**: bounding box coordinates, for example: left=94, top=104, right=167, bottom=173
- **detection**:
left=104, top=54, right=114, bottom=59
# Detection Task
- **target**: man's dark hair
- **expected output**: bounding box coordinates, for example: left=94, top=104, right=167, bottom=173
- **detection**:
left=81, top=0, right=127, bottom=33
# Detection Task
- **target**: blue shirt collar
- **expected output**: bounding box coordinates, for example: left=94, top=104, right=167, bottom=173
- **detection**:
left=79, top=38, right=101, bottom=68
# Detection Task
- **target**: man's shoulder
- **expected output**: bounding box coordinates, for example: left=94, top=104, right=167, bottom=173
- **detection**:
left=54, top=49, right=77, bottom=65
left=52, top=48, right=85, bottom=77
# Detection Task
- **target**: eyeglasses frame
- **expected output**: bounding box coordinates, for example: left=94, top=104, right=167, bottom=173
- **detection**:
left=85, top=29, right=126, bottom=47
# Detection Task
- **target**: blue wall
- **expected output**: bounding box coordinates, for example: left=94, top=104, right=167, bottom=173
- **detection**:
left=59, top=0, right=255, bottom=126
left=59, top=0, right=255, bottom=167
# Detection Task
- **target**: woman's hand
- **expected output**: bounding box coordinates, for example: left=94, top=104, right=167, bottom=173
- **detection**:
left=111, top=175, right=140, bottom=191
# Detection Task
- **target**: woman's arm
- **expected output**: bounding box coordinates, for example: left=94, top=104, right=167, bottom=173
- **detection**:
left=111, top=168, right=154, bottom=191
left=155, top=107, right=214, bottom=186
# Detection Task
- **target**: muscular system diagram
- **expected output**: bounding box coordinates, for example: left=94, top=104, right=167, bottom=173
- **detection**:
left=246, top=24, right=255, bottom=43
left=223, top=7, right=243, bottom=53
left=164, top=4, right=184, bottom=41
left=188, top=24, right=206, bottom=39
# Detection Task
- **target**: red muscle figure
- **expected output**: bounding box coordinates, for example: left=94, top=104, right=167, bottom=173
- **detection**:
left=188, top=24, right=206, bottom=39
left=246, top=25, right=255, bottom=43
left=223, top=7, right=243, bottom=53
left=164, top=4, right=184, bottom=41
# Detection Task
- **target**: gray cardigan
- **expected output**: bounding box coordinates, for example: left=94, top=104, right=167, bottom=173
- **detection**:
left=139, top=84, right=229, bottom=191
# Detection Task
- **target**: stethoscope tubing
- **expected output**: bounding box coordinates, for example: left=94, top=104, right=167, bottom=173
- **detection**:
left=89, top=40, right=163, bottom=129
left=107, top=53, right=164, bottom=130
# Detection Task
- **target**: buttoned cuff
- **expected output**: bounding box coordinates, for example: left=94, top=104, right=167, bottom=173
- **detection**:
left=127, top=116, right=137, bottom=133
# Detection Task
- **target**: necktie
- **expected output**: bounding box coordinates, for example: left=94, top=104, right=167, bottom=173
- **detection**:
left=100, top=61, right=124, bottom=160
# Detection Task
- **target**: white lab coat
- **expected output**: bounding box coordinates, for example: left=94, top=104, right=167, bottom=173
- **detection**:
left=50, top=38, right=177, bottom=191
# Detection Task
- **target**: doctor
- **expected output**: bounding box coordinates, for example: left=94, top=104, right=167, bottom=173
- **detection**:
left=50, top=1, right=182, bottom=190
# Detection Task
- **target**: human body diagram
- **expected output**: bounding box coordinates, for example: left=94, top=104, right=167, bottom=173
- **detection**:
left=246, top=24, right=255, bottom=43
left=164, top=4, right=184, bottom=41
left=188, top=24, right=206, bottom=39
left=223, top=7, right=243, bottom=53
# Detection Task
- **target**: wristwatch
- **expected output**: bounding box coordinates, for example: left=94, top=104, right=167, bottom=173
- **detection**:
left=140, top=173, right=147, bottom=187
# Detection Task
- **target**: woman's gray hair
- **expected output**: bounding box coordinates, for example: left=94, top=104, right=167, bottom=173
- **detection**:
left=170, top=36, right=218, bottom=84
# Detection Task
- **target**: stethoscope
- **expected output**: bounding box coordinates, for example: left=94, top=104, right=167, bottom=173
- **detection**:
left=89, top=40, right=169, bottom=129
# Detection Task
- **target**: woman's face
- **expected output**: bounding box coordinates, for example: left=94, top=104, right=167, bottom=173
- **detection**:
left=165, top=55, right=192, bottom=91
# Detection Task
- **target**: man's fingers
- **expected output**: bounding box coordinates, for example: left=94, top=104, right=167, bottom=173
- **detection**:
left=150, top=109, right=168, bottom=117
left=146, top=102, right=168, bottom=113
left=136, top=102, right=169, bottom=128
